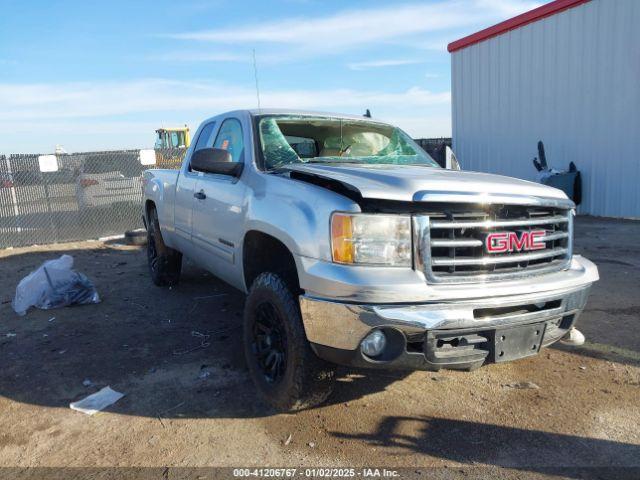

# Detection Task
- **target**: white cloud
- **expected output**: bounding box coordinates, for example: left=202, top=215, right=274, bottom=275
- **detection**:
left=168, top=0, right=541, bottom=55
left=347, top=59, right=423, bottom=71
left=0, top=79, right=451, bottom=152
left=0, top=80, right=450, bottom=120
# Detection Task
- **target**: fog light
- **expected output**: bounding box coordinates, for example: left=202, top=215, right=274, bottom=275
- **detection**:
left=361, top=330, right=387, bottom=357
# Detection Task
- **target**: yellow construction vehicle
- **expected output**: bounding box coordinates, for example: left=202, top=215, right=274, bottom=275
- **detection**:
left=154, top=126, right=191, bottom=169
left=155, top=126, right=191, bottom=149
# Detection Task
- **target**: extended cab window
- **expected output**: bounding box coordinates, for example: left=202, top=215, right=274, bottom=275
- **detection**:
left=189, top=121, right=217, bottom=172
left=213, top=119, right=244, bottom=162
left=193, top=122, right=217, bottom=151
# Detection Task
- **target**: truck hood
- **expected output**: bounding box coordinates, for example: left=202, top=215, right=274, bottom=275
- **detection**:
left=283, top=163, right=571, bottom=205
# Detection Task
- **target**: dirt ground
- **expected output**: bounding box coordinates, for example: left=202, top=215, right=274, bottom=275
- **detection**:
left=0, top=216, right=639, bottom=478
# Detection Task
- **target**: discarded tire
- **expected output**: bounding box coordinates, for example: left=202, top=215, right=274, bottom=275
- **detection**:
left=125, top=229, right=147, bottom=246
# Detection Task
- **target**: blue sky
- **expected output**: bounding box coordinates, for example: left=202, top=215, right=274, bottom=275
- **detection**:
left=0, top=0, right=539, bottom=153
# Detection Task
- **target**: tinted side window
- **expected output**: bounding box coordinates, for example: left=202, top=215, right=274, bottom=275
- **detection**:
left=194, top=122, right=217, bottom=151
left=213, top=119, right=244, bottom=162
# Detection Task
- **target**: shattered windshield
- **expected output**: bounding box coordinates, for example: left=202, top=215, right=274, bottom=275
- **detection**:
left=257, top=115, right=440, bottom=170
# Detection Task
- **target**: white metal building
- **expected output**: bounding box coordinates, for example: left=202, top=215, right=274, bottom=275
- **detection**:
left=449, top=0, right=640, bottom=218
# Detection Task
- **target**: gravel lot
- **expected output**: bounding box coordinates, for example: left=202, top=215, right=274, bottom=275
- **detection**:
left=0, top=216, right=638, bottom=478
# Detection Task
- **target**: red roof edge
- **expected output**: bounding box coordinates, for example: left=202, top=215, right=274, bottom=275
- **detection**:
left=447, top=0, right=590, bottom=53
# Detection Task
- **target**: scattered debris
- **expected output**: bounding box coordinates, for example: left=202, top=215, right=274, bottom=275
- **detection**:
left=157, top=415, right=166, bottom=429
left=5, top=333, right=17, bottom=338
left=155, top=401, right=185, bottom=429
left=579, top=366, right=587, bottom=371
left=284, top=434, right=292, bottom=446
left=504, top=381, right=540, bottom=390
left=82, top=379, right=93, bottom=387
left=70, top=386, right=125, bottom=415
left=308, top=442, right=316, bottom=448
left=198, top=371, right=211, bottom=379
left=193, top=294, right=228, bottom=300
left=48, top=317, right=55, bottom=322
left=159, top=402, right=185, bottom=416
left=431, top=376, right=448, bottom=382
left=188, top=293, right=229, bottom=314
left=173, top=331, right=211, bottom=356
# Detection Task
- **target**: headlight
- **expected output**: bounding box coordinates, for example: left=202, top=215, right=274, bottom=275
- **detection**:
left=331, top=213, right=412, bottom=266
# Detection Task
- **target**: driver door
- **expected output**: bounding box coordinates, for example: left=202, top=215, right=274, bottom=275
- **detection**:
left=190, top=117, right=247, bottom=286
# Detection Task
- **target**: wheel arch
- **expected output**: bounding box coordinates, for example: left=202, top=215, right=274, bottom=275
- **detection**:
left=242, top=230, right=301, bottom=295
left=144, top=199, right=156, bottom=226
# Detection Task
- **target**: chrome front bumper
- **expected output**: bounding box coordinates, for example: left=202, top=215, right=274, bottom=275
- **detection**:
left=299, top=258, right=597, bottom=370
left=300, top=284, right=591, bottom=351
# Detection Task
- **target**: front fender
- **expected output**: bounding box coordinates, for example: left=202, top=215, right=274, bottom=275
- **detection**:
left=244, top=175, right=359, bottom=262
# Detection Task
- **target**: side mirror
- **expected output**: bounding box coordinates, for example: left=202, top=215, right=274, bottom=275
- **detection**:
left=190, top=148, right=243, bottom=177
left=445, top=146, right=461, bottom=171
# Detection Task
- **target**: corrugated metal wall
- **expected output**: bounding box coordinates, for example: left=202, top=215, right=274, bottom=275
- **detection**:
left=451, top=0, right=640, bottom=218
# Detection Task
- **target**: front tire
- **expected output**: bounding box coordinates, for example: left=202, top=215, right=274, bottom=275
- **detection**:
left=243, top=272, right=336, bottom=412
left=147, top=207, right=182, bottom=286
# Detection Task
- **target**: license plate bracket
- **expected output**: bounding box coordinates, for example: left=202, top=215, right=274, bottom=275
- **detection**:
left=494, top=323, right=546, bottom=362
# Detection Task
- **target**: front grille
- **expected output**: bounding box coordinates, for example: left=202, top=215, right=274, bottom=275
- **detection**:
left=414, top=205, right=572, bottom=283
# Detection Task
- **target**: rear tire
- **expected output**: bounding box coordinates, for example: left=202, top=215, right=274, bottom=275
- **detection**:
left=243, top=272, right=336, bottom=412
left=147, top=207, right=182, bottom=286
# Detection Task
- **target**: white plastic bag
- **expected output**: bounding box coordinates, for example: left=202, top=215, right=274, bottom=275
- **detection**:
left=12, top=254, right=100, bottom=316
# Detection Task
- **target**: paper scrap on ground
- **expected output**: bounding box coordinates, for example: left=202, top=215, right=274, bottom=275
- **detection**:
left=70, top=386, right=125, bottom=415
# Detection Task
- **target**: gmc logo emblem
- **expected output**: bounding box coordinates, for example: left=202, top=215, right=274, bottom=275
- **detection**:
left=486, top=230, right=546, bottom=253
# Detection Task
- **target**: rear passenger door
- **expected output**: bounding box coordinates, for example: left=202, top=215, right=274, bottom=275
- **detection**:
left=190, top=117, right=247, bottom=287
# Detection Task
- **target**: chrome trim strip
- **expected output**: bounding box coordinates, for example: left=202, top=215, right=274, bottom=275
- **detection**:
left=430, top=215, right=568, bottom=229
left=412, top=215, right=430, bottom=277
left=431, top=261, right=571, bottom=284
left=431, top=247, right=568, bottom=266
left=541, top=231, right=569, bottom=242
left=431, top=238, right=483, bottom=248
left=413, top=191, right=576, bottom=209
left=567, top=209, right=574, bottom=259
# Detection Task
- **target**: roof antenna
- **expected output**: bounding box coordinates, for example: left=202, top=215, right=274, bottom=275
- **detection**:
left=252, top=48, right=261, bottom=112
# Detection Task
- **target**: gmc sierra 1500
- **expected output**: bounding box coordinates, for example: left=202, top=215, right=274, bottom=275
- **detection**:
left=142, top=109, right=598, bottom=411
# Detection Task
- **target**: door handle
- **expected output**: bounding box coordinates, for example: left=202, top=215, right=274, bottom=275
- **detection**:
left=194, top=190, right=206, bottom=200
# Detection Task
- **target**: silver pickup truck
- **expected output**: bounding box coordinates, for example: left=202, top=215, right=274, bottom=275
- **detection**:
left=142, top=109, right=598, bottom=411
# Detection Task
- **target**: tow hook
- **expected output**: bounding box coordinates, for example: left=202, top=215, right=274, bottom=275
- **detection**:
left=560, top=328, right=585, bottom=346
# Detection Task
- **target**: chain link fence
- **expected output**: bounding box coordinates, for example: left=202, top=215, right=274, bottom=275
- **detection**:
left=0, top=149, right=186, bottom=248
left=1, top=139, right=449, bottom=249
